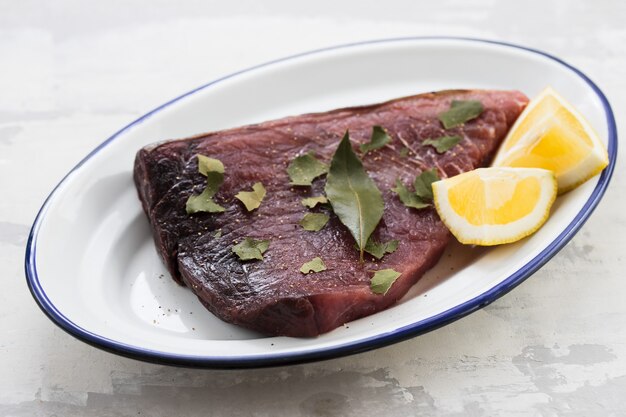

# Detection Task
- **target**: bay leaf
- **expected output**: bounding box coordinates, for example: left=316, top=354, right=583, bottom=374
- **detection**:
left=391, top=179, right=429, bottom=209
left=300, top=213, right=329, bottom=232
left=287, top=152, right=328, bottom=186
left=413, top=169, right=440, bottom=200
left=197, top=154, right=225, bottom=175
left=186, top=171, right=226, bottom=214
left=300, top=257, right=327, bottom=274
left=235, top=182, right=266, bottom=211
left=370, top=268, right=402, bottom=295
left=423, top=135, right=462, bottom=153
left=364, top=238, right=399, bottom=260
left=325, top=131, right=384, bottom=260
left=301, top=195, right=328, bottom=208
left=186, top=189, right=226, bottom=214
left=232, top=238, right=269, bottom=261
left=360, top=125, right=391, bottom=154
left=438, top=100, right=483, bottom=129
left=204, top=171, right=225, bottom=196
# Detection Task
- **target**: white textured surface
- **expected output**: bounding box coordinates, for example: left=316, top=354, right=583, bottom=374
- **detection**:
left=1, top=1, right=625, bottom=416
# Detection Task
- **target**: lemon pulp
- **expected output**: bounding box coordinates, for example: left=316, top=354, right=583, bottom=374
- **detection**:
left=432, top=167, right=557, bottom=246
left=493, top=87, right=608, bottom=193
left=448, top=173, right=541, bottom=226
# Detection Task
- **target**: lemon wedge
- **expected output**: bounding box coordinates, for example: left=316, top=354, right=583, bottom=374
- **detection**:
left=492, top=87, right=608, bottom=194
left=432, top=167, right=557, bottom=245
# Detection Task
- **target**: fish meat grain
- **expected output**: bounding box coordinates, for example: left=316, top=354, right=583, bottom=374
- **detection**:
left=134, top=90, right=528, bottom=337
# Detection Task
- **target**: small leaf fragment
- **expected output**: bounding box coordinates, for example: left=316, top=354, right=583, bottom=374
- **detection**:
left=232, top=238, right=269, bottom=261
left=205, top=171, right=225, bottom=196
left=399, top=147, right=409, bottom=158
left=187, top=155, right=226, bottom=214
left=186, top=188, right=226, bottom=213
left=413, top=169, right=440, bottom=201
left=214, top=229, right=222, bottom=238
left=235, top=182, right=266, bottom=211
left=301, top=195, right=328, bottom=208
left=360, top=125, right=391, bottom=154
left=300, top=257, right=327, bottom=274
left=438, top=100, right=484, bottom=129
left=186, top=171, right=226, bottom=214
left=392, top=169, right=439, bottom=210
left=423, top=135, right=462, bottom=153
left=325, top=132, right=385, bottom=261
left=287, top=152, right=328, bottom=186
left=197, top=154, right=225, bottom=175
left=300, top=213, right=329, bottom=232
left=391, top=179, right=429, bottom=209
left=370, top=269, right=402, bottom=295
left=364, top=238, right=399, bottom=260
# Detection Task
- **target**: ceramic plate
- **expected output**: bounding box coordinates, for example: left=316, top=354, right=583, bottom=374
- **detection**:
left=26, top=38, right=616, bottom=368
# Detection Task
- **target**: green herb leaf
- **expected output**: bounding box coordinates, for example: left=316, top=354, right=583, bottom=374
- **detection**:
left=399, top=147, right=409, bottom=158
left=301, top=195, right=328, bottom=208
left=300, top=213, right=329, bottom=232
left=197, top=154, right=225, bottom=175
left=360, top=125, right=391, bottom=154
left=287, top=152, right=328, bottom=186
left=391, top=179, right=429, bottom=209
left=235, top=182, right=266, bottom=211
left=300, top=257, right=327, bottom=274
left=423, top=135, right=462, bottom=153
left=232, top=238, right=269, bottom=261
left=187, top=155, right=226, bottom=214
left=364, top=238, right=399, bottom=260
left=186, top=188, right=226, bottom=213
left=413, top=169, right=440, bottom=201
left=214, top=229, right=222, bottom=238
left=325, top=132, right=385, bottom=261
left=370, top=269, right=402, bottom=295
left=205, top=171, right=225, bottom=197
left=438, top=100, right=483, bottom=129
left=186, top=171, right=226, bottom=214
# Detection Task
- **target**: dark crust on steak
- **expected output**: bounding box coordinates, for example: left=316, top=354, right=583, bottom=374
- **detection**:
left=134, top=90, right=528, bottom=337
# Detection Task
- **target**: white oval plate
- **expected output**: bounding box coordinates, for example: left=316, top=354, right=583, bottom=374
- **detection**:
left=26, top=38, right=616, bottom=368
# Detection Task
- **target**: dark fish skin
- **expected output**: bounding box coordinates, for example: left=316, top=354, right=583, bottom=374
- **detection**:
left=134, top=90, right=528, bottom=337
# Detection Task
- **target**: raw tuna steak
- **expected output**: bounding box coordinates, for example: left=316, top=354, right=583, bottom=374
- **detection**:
left=134, top=90, right=528, bottom=337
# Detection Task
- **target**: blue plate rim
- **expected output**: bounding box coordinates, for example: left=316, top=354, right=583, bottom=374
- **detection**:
left=24, top=36, right=618, bottom=369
